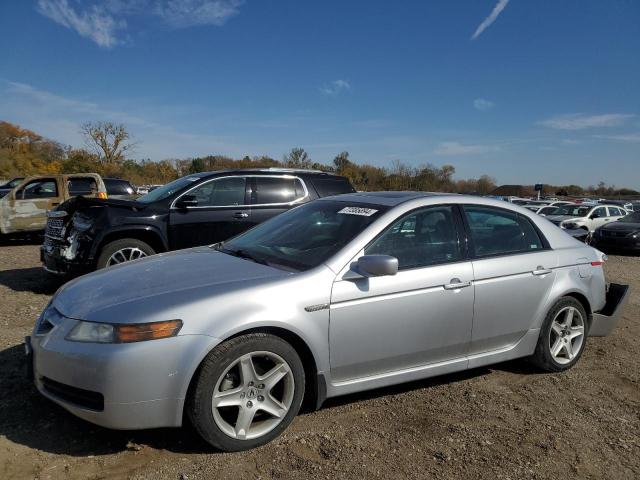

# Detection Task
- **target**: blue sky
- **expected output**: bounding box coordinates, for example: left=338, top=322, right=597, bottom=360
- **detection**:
left=1, top=1, right=639, bottom=188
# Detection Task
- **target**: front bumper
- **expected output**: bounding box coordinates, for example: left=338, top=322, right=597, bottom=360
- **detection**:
left=589, top=283, right=631, bottom=336
left=41, top=237, right=92, bottom=276
left=591, top=236, right=640, bottom=251
left=28, top=328, right=220, bottom=430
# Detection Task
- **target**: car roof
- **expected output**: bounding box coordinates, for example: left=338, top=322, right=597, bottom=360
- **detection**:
left=319, top=191, right=450, bottom=206
left=195, top=168, right=340, bottom=178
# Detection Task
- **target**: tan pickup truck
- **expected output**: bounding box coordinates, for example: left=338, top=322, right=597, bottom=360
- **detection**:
left=0, top=173, right=106, bottom=235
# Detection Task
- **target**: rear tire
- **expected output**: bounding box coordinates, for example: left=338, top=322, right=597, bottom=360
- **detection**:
left=96, top=238, right=155, bottom=269
left=187, top=333, right=305, bottom=452
left=529, top=297, right=588, bottom=372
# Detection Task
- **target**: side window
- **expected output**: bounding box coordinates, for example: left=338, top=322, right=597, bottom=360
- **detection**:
left=252, top=177, right=300, bottom=204
left=608, top=207, right=620, bottom=217
left=188, top=177, right=246, bottom=207
left=68, top=177, right=98, bottom=195
left=591, top=207, right=607, bottom=219
left=365, top=206, right=461, bottom=269
left=463, top=206, right=543, bottom=258
left=17, top=179, right=58, bottom=199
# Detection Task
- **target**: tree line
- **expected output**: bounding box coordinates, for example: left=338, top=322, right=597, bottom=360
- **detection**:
left=1, top=120, right=637, bottom=197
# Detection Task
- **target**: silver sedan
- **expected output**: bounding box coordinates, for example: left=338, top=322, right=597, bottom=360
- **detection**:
left=28, top=192, right=629, bottom=451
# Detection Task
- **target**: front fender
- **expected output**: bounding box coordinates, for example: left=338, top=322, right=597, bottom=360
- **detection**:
left=90, top=224, right=169, bottom=259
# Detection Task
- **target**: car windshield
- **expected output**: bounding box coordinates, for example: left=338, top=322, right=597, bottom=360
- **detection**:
left=136, top=176, right=201, bottom=203
left=550, top=205, right=590, bottom=217
left=218, top=200, right=388, bottom=272
left=539, top=206, right=557, bottom=215
left=619, top=212, right=640, bottom=223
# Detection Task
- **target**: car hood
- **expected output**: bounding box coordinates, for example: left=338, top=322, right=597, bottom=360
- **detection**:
left=53, top=246, right=292, bottom=322
left=600, top=221, right=640, bottom=232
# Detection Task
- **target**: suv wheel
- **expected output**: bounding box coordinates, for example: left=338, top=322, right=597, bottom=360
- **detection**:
left=188, top=333, right=305, bottom=451
left=97, top=238, right=156, bottom=269
left=529, top=297, right=588, bottom=372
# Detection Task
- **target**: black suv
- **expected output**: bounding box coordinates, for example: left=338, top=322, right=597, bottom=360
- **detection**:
left=41, top=169, right=355, bottom=274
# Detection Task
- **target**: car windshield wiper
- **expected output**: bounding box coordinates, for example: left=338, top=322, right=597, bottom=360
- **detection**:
left=219, top=247, right=270, bottom=266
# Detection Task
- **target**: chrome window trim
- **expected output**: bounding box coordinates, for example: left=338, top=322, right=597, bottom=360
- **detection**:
left=170, top=174, right=309, bottom=210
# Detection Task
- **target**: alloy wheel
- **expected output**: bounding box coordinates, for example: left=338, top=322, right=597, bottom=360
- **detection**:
left=107, top=247, right=148, bottom=266
left=212, top=351, right=295, bottom=440
left=548, top=306, right=585, bottom=365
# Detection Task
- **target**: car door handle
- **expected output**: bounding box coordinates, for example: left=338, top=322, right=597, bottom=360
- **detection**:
left=233, top=212, right=249, bottom=219
left=51, top=202, right=60, bottom=206
left=532, top=266, right=552, bottom=276
left=443, top=279, right=472, bottom=290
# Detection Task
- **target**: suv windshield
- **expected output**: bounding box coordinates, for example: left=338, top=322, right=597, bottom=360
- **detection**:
left=550, top=205, right=590, bottom=217
left=219, top=200, right=388, bottom=271
left=136, top=176, right=201, bottom=203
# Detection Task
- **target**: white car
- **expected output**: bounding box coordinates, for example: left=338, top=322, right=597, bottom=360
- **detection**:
left=546, top=204, right=628, bottom=232
left=523, top=201, right=573, bottom=215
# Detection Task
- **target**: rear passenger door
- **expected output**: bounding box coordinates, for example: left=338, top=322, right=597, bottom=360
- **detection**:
left=462, top=205, right=558, bottom=355
left=245, top=176, right=308, bottom=228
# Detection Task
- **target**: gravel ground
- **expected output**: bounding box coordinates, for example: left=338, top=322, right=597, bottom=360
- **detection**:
left=0, top=241, right=638, bottom=480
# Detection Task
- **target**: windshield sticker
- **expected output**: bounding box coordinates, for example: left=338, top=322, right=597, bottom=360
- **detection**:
left=338, top=207, right=378, bottom=216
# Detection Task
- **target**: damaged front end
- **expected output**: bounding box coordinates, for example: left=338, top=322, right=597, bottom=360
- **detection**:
left=41, top=200, right=99, bottom=276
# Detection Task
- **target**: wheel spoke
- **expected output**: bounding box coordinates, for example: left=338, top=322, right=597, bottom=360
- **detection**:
left=551, top=322, right=563, bottom=336
left=259, top=396, right=288, bottom=419
left=569, top=325, right=584, bottom=340
left=564, top=307, right=575, bottom=326
left=564, top=339, right=574, bottom=359
left=239, top=354, right=258, bottom=385
left=234, top=406, right=256, bottom=439
left=551, top=338, right=563, bottom=357
left=212, top=387, right=244, bottom=408
left=260, top=363, right=290, bottom=391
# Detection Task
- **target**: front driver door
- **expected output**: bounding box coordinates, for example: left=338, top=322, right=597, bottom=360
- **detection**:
left=169, top=176, right=251, bottom=249
left=5, top=178, right=61, bottom=233
left=329, top=205, right=474, bottom=382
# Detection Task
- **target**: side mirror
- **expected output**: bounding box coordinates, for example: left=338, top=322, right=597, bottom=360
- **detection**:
left=343, top=255, right=399, bottom=280
left=176, top=195, right=198, bottom=208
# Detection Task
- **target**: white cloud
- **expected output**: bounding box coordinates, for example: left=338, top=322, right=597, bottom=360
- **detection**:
left=594, top=132, right=640, bottom=143
left=471, top=0, right=510, bottom=40
left=320, top=80, right=351, bottom=96
left=36, top=0, right=124, bottom=48
left=36, top=0, right=243, bottom=48
left=473, top=98, right=494, bottom=111
left=538, top=113, right=636, bottom=130
left=434, top=141, right=499, bottom=156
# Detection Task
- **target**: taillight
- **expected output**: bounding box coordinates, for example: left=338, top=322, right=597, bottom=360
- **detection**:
left=591, top=261, right=603, bottom=266
left=97, top=192, right=108, bottom=199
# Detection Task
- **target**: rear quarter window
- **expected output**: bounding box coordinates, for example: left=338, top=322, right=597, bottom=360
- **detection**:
left=309, top=177, right=356, bottom=197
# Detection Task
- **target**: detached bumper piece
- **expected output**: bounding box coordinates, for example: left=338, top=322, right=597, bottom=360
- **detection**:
left=590, top=283, right=631, bottom=336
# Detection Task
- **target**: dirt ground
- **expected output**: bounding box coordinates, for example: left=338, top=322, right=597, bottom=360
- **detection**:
left=0, top=240, right=638, bottom=480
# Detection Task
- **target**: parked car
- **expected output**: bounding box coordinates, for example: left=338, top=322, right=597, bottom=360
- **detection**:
left=27, top=193, right=629, bottom=451
left=523, top=201, right=573, bottom=215
left=104, top=178, right=137, bottom=200
left=599, top=199, right=633, bottom=212
left=0, top=177, right=25, bottom=198
left=590, top=211, right=640, bottom=253
left=545, top=204, right=628, bottom=232
left=41, top=169, right=356, bottom=275
left=0, top=174, right=106, bottom=237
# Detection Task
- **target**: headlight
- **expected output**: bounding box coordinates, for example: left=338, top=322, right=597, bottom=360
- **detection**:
left=66, top=319, right=182, bottom=343
left=72, top=213, right=93, bottom=232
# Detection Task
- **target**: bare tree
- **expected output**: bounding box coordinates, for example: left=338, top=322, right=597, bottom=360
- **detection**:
left=283, top=148, right=311, bottom=169
left=81, top=122, right=134, bottom=164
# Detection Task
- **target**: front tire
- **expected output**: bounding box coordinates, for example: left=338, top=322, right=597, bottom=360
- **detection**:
left=529, top=297, right=588, bottom=372
left=96, top=238, right=155, bottom=269
left=188, top=333, right=305, bottom=451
